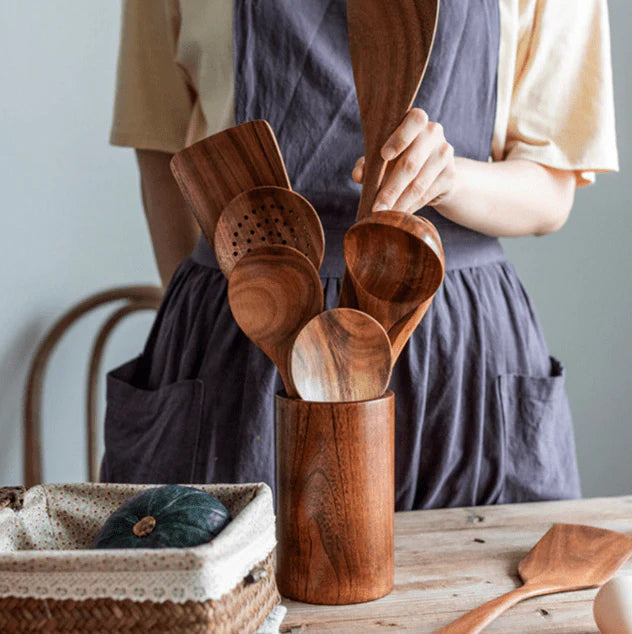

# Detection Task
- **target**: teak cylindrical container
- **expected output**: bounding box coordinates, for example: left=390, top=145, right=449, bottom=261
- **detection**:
left=275, top=391, right=395, bottom=605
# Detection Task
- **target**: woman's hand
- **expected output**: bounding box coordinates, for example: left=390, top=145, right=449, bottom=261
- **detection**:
left=352, top=108, right=457, bottom=214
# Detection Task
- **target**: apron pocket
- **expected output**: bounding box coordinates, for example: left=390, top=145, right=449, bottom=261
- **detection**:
left=498, top=356, right=580, bottom=503
left=101, top=356, right=204, bottom=484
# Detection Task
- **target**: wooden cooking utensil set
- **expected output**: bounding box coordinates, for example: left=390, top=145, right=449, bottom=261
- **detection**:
left=172, top=119, right=444, bottom=404
left=169, top=0, right=442, bottom=607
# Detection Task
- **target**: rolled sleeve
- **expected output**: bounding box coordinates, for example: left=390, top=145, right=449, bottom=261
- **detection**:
left=496, top=0, right=618, bottom=187
left=110, top=0, right=194, bottom=153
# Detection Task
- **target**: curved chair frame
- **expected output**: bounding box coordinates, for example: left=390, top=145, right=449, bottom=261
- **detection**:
left=23, top=286, right=163, bottom=487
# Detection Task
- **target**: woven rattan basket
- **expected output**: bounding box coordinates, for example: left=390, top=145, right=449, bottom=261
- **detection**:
left=0, top=482, right=281, bottom=633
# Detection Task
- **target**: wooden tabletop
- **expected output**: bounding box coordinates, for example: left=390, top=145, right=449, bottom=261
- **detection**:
left=281, top=495, right=632, bottom=632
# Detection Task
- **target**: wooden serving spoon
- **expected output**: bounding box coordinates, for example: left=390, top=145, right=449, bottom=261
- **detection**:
left=170, top=120, right=290, bottom=245
left=214, top=186, right=325, bottom=279
left=436, top=523, right=632, bottom=634
left=227, top=245, right=324, bottom=398
left=387, top=215, right=445, bottom=363
left=290, top=308, right=392, bottom=403
left=344, top=211, right=444, bottom=343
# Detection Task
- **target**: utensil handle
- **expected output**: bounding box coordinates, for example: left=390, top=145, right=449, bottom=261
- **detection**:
left=356, top=153, right=387, bottom=221
left=434, top=585, right=542, bottom=634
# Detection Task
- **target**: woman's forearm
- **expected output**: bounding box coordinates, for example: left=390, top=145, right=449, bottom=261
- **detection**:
left=433, top=157, right=577, bottom=238
left=136, top=149, right=201, bottom=287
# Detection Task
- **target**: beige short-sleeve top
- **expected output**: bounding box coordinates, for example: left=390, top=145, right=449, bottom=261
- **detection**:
left=110, top=0, right=619, bottom=187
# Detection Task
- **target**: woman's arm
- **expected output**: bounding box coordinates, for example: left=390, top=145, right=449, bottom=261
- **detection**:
left=353, top=108, right=576, bottom=238
left=136, top=149, right=201, bottom=286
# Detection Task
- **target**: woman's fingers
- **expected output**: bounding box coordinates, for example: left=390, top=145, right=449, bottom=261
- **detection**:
left=393, top=141, right=454, bottom=212
left=374, top=124, right=440, bottom=211
left=381, top=108, right=429, bottom=160
left=352, top=156, right=365, bottom=183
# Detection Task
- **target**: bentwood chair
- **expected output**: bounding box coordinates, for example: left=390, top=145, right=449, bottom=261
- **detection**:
left=23, top=286, right=164, bottom=487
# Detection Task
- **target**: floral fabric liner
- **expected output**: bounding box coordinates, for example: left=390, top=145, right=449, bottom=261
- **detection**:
left=0, top=482, right=277, bottom=604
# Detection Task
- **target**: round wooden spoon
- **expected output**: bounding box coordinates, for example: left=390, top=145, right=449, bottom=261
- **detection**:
left=214, top=186, right=325, bottom=279
left=228, top=245, right=324, bottom=398
left=344, top=211, right=444, bottom=336
left=290, top=308, right=392, bottom=403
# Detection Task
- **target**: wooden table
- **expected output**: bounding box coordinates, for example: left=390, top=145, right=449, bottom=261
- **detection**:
left=281, top=496, right=632, bottom=632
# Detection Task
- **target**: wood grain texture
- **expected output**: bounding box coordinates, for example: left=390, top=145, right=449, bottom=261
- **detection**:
left=344, top=211, right=444, bottom=336
left=275, top=391, right=395, bottom=605
left=436, top=523, right=632, bottom=633
left=387, top=215, right=445, bottom=363
left=214, top=186, right=325, bottom=279
left=227, top=245, right=323, bottom=398
left=282, top=496, right=632, bottom=633
left=347, top=0, right=440, bottom=221
left=290, top=308, right=392, bottom=402
left=170, top=120, right=290, bottom=245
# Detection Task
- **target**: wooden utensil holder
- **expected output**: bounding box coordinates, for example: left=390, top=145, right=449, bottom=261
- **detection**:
left=275, top=391, right=395, bottom=604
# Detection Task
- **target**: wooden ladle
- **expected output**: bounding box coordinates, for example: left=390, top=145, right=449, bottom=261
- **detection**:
left=387, top=215, right=445, bottom=363
left=436, top=523, right=632, bottom=634
left=227, top=245, right=324, bottom=398
left=344, top=211, right=444, bottom=344
left=214, top=186, right=325, bottom=279
left=290, top=308, right=392, bottom=403
left=170, top=120, right=291, bottom=245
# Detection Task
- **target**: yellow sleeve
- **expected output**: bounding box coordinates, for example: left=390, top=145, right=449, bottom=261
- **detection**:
left=501, top=0, right=618, bottom=186
left=109, top=0, right=194, bottom=153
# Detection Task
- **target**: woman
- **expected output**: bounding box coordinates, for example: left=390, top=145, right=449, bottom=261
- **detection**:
left=102, top=0, right=618, bottom=509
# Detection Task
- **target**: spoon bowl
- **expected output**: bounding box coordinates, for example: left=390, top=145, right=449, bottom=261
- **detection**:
left=290, top=308, right=392, bottom=403
left=344, top=211, right=445, bottom=336
left=228, top=245, right=324, bottom=397
left=214, top=186, right=325, bottom=279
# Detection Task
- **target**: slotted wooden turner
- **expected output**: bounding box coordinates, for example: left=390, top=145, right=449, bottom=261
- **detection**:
left=214, top=186, right=325, bottom=279
left=170, top=120, right=291, bottom=245
left=436, top=523, right=632, bottom=634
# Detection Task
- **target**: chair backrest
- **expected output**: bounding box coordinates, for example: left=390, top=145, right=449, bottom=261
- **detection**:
left=23, top=286, right=163, bottom=487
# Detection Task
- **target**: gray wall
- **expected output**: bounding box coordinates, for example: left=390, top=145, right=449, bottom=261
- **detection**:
left=1, top=2, right=629, bottom=497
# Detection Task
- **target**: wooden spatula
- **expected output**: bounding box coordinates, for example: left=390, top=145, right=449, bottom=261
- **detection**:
left=436, top=523, right=632, bottom=634
left=170, top=120, right=291, bottom=245
left=213, top=186, right=325, bottom=279
left=340, top=0, right=440, bottom=310
left=347, top=0, right=439, bottom=221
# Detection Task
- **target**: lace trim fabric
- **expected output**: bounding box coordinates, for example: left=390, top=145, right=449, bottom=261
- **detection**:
left=0, top=482, right=276, bottom=603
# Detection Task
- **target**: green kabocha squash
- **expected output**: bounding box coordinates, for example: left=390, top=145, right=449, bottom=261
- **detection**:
left=91, top=485, right=231, bottom=549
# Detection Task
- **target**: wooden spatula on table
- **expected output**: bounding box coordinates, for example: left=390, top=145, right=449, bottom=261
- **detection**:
left=436, top=523, right=632, bottom=634
left=340, top=0, right=440, bottom=309
left=170, top=120, right=291, bottom=246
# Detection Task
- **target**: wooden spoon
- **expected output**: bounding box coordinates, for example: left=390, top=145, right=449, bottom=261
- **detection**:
left=214, top=186, right=325, bottom=279
left=290, top=308, right=392, bottom=403
left=436, top=523, right=632, bottom=634
left=228, top=245, right=323, bottom=398
left=344, top=211, right=444, bottom=339
left=387, top=215, right=445, bottom=363
left=347, top=0, right=440, bottom=221
left=170, top=120, right=290, bottom=245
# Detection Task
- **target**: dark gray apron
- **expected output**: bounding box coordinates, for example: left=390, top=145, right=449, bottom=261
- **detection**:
left=101, top=0, right=581, bottom=509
